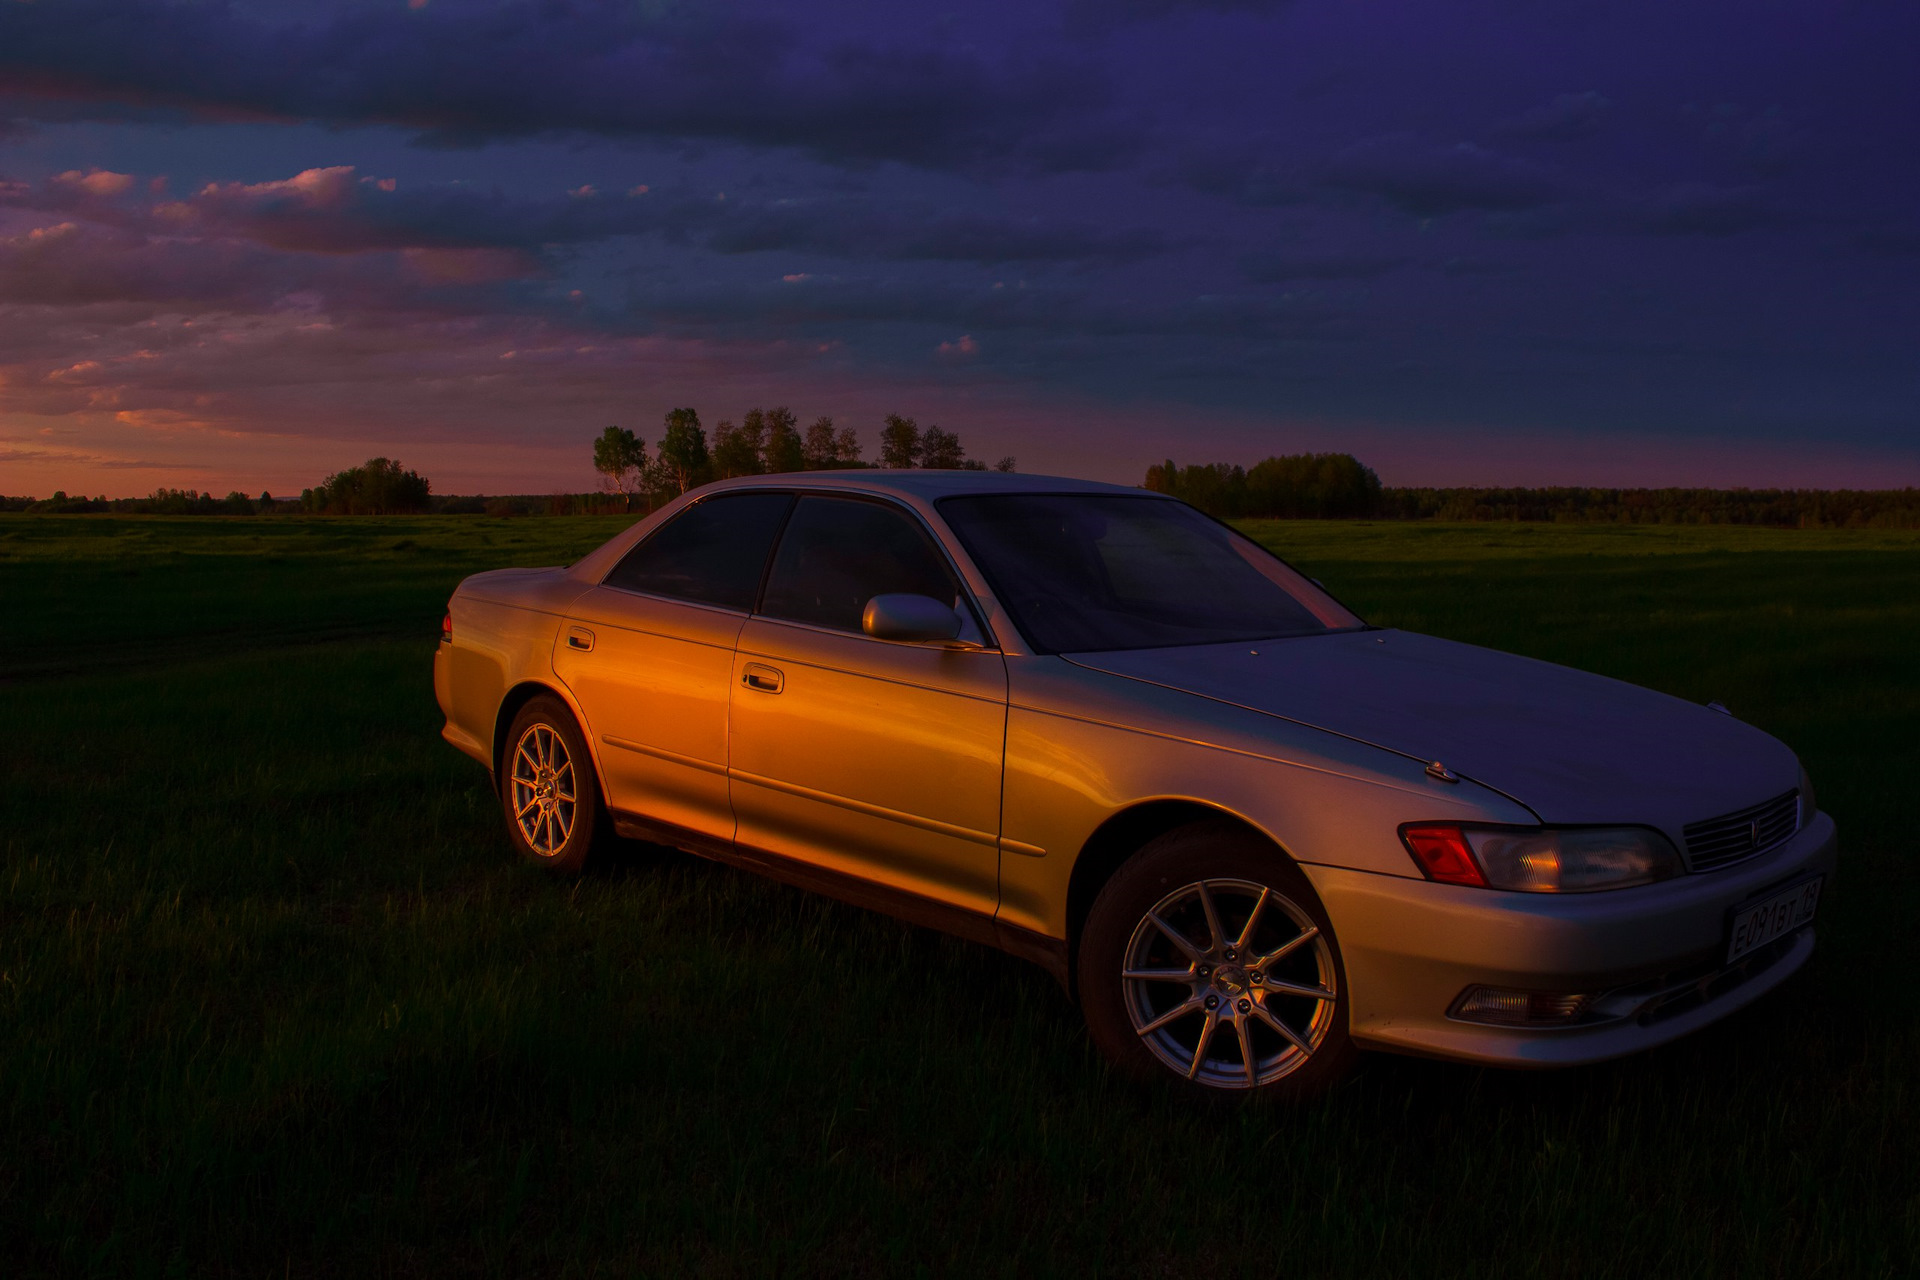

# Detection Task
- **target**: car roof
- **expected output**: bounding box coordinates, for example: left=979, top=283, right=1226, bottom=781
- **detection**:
left=701, top=469, right=1152, bottom=501
left=567, top=468, right=1166, bottom=589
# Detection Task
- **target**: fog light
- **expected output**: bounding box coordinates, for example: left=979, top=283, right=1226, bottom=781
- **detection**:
left=1451, top=986, right=1593, bottom=1027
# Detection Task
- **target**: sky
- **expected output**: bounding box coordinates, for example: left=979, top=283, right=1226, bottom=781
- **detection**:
left=1, top=0, right=1916, bottom=497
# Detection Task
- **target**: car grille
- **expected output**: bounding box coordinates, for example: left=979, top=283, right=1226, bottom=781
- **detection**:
left=1683, top=789, right=1800, bottom=871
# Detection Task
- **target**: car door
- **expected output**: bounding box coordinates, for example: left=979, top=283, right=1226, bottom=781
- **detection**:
left=728, top=494, right=1009, bottom=918
left=554, top=490, right=794, bottom=848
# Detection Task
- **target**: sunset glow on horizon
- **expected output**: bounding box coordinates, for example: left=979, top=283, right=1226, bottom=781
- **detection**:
left=3, top=1, right=1917, bottom=498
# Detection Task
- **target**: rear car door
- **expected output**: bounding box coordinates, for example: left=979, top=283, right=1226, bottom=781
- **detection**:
left=554, top=490, right=793, bottom=848
left=728, top=494, right=1009, bottom=918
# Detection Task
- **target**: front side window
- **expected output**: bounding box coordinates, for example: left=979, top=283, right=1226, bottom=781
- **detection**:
left=760, top=496, right=962, bottom=633
left=603, top=491, right=794, bottom=612
left=938, top=493, right=1363, bottom=653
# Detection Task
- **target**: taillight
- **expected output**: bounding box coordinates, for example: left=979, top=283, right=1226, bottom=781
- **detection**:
left=441, top=611, right=453, bottom=643
left=1399, top=824, right=1486, bottom=886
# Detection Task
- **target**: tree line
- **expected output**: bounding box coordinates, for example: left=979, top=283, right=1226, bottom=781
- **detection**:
left=299, top=457, right=433, bottom=514
left=2, top=457, right=433, bottom=515
left=8, top=488, right=278, bottom=515
left=10, top=446, right=1915, bottom=527
left=1144, top=456, right=1920, bottom=528
left=592, top=408, right=1016, bottom=508
left=1377, top=485, right=1920, bottom=527
left=1, top=412, right=1014, bottom=517
left=1144, top=455, right=1384, bottom=519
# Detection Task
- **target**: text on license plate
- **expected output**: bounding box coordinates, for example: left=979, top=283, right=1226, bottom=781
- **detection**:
left=1728, top=877, right=1821, bottom=964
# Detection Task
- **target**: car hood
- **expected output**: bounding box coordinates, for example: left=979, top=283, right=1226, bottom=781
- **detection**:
left=1065, top=629, right=1798, bottom=838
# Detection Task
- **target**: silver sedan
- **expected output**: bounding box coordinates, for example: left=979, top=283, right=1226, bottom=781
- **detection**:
left=433, top=471, right=1836, bottom=1096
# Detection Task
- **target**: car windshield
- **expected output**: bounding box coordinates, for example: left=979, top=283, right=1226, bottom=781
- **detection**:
left=939, top=493, right=1364, bottom=654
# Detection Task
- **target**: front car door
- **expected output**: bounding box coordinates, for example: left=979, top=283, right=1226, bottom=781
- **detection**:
left=728, top=494, right=1009, bottom=920
left=554, top=490, right=794, bottom=849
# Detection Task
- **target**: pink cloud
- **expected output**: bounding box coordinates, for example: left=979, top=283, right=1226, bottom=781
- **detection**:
left=200, top=166, right=359, bottom=207
left=52, top=168, right=137, bottom=198
left=0, top=267, right=1047, bottom=494
left=401, top=247, right=542, bottom=284
left=2, top=166, right=1914, bottom=499
left=46, top=359, right=106, bottom=383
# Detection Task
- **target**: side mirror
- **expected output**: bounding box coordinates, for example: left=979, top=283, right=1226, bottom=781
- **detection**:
left=862, top=593, right=963, bottom=643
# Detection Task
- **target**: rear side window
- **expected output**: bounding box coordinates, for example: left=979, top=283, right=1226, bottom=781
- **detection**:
left=760, top=496, right=961, bottom=633
left=603, top=491, right=793, bottom=612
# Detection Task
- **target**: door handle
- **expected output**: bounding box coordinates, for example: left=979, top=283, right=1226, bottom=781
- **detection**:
left=741, top=663, right=784, bottom=694
left=566, top=627, right=595, bottom=652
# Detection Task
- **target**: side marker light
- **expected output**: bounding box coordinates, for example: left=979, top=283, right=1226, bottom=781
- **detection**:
left=1400, top=824, right=1486, bottom=886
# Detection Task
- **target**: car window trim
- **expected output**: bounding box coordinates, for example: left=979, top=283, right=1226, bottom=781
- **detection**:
left=596, top=489, right=798, bottom=615
left=754, top=489, right=999, bottom=649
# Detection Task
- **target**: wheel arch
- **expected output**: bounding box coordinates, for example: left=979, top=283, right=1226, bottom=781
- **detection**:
left=1063, top=799, right=1294, bottom=999
left=492, top=680, right=600, bottom=789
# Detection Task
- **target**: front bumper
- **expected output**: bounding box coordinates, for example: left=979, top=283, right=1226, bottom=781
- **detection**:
left=1305, top=811, right=1838, bottom=1067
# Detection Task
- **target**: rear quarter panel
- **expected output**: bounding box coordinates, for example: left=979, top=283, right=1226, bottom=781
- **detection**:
left=439, top=568, right=591, bottom=774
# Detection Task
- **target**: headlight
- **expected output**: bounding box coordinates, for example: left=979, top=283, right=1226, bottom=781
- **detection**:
left=1797, top=762, right=1817, bottom=824
left=1401, top=824, right=1683, bottom=892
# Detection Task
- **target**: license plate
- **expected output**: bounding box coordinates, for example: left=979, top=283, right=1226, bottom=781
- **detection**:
left=1727, top=876, right=1822, bottom=963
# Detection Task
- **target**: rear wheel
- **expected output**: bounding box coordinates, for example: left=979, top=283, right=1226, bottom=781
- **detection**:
left=500, top=696, right=604, bottom=874
left=1078, top=822, right=1355, bottom=1097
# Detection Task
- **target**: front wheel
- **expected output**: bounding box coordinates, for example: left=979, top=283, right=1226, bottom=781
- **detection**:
left=1078, top=822, right=1355, bottom=1097
left=500, top=695, right=604, bottom=874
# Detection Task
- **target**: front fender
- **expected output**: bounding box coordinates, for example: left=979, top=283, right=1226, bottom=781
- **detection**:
left=995, top=656, right=1533, bottom=942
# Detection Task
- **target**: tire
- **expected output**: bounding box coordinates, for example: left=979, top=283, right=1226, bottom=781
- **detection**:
left=499, top=695, right=605, bottom=875
left=1078, top=820, right=1356, bottom=1098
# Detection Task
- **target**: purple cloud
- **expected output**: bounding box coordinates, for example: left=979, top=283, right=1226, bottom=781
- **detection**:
left=1501, top=92, right=1613, bottom=142
left=1, top=166, right=1170, bottom=270
left=1631, top=183, right=1777, bottom=237
left=1324, top=137, right=1564, bottom=216
left=0, top=0, right=1129, bottom=173
left=4, top=0, right=1919, bottom=494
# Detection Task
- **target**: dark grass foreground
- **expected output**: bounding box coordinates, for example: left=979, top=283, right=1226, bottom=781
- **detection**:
left=1, top=515, right=1917, bottom=1277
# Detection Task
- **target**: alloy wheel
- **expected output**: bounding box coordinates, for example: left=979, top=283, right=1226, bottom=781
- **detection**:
left=1121, top=877, right=1338, bottom=1089
left=510, top=722, right=577, bottom=856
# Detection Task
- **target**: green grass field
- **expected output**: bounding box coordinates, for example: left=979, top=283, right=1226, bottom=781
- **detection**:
left=3, top=513, right=1917, bottom=1277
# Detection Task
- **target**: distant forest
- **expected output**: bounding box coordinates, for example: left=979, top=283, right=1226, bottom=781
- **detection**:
left=4, top=457, right=436, bottom=516
left=587, top=407, right=1012, bottom=510
left=8, top=438, right=1919, bottom=527
left=3, top=408, right=1010, bottom=516
left=1145, top=456, right=1920, bottom=529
